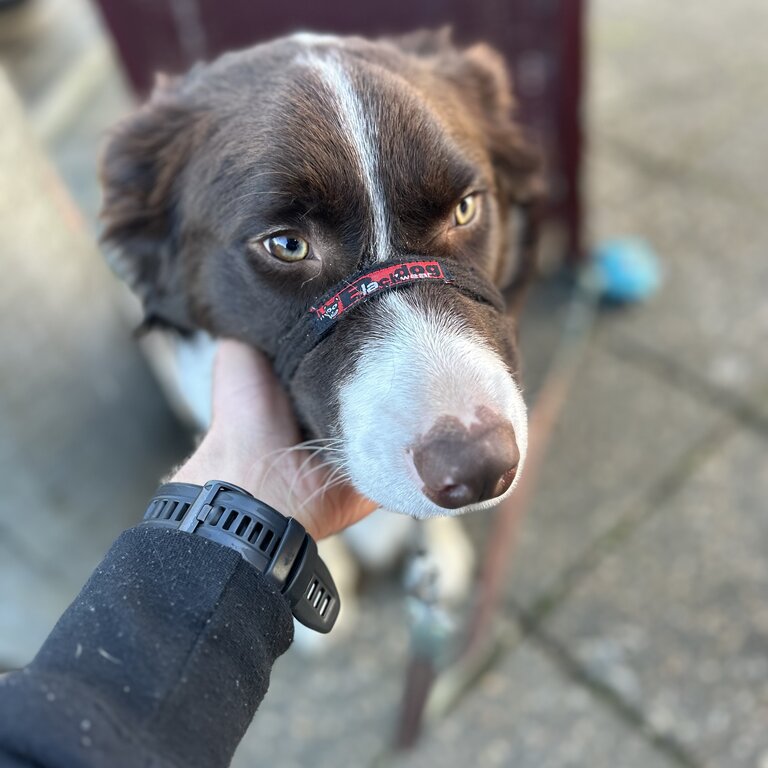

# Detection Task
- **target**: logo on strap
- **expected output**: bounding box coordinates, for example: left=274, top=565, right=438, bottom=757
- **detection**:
left=309, top=261, right=453, bottom=323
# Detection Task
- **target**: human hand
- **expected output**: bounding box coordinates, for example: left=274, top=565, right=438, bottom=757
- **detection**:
left=171, top=339, right=377, bottom=539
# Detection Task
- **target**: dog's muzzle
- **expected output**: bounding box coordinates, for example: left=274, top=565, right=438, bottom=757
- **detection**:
left=273, top=257, right=506, bottom=387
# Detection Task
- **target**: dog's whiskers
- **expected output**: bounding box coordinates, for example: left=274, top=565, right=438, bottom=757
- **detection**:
left=297, top=463, right=351, bottom=514
left=285, top=445, right=339, bottom=506
left=254, top=438, right=345, bottom=501
left=259, top=438, right=343, bottom=465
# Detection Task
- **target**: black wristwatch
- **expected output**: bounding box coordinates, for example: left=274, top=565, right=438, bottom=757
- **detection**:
left=140, top=480, right=339, bottom=633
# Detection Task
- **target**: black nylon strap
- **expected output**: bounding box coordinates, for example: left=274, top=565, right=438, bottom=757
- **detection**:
left=273, top=257, right=505, bottom=386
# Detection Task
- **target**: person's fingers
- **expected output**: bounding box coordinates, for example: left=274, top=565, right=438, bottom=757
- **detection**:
left=212, top=339, right=276, bottom=415
left=211, top=339, right=300, bottom=449
left=297, top=484, right=378, bottom=540
left=215, top=338, right=278, bottom=388
left=202, top=338, right=379, bottom=540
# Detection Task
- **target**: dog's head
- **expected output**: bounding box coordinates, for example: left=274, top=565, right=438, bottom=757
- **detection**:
left=101, top=30, right=543, bottom=518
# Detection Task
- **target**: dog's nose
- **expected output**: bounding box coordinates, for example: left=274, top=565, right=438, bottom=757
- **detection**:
left=412, top=416, right=520, bottom=509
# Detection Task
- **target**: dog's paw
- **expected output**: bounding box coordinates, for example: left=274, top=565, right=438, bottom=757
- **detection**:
left=419, top=516, right=476, bottom=603
left=341, top=508, right=416, bottom=570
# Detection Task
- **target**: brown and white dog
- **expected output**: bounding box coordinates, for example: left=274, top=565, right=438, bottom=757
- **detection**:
left=100, top=29, right=542, bottom=641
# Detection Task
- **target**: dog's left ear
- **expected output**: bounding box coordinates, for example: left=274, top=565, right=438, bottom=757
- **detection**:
left=447, top=42, right=545, bottom=207
left=388, top=32, right=544, bottom=204
left=426, top=39, right=545, bottom=305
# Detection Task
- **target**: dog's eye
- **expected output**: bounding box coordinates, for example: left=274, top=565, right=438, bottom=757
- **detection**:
left=263, top=234, right=310, bottom=262
left=453, top=194, right=478, bottom=227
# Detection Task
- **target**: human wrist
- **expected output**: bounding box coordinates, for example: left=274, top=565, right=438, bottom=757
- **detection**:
left=171, top=430, right=250, bottom=489
left=170, top=429, right=309, bottom=534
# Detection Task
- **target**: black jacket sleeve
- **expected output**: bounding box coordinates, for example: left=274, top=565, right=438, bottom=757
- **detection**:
left=0, top=525, right=294, bottom=768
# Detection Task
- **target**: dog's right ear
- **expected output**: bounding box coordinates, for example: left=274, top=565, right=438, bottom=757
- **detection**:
left=100, top=77, right=210, bottom=330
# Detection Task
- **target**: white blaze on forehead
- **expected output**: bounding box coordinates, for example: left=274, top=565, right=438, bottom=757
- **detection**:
left=338, top=292, right=529, bottom=519
left=289, top=32, right=342, bottom=46
left=300, top=51, right=390, bottom=261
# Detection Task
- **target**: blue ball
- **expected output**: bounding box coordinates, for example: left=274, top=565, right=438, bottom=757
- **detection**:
left=591, top=238, right=662, bottom=303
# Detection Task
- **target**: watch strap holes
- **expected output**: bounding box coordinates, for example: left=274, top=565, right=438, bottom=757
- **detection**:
left=157, top=500, right=175, bottom=520
left=208, top=505, right=225, bottom=526
left=235, top=514, right=251, bottom=537
left=146, top=500, right=162, bottom=519
left=259, top=528, right=274, bottom=552
left=246, top=521, right=264, bottom=543
left=222, top=510, right=238, bottom=531
left=173, top=502, right=189, bottom=522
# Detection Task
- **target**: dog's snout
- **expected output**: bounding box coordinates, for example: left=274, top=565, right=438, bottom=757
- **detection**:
left=411, top=413, right=520, bottom=510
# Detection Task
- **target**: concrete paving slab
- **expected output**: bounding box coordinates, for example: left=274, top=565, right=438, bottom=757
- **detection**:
left=0, top=537, right=77, bottom=672
left=587, top=144, right=768, bottom=401
left=234, top=586, right=410, bottom=768
left=394, top=643, right=677, bottom=768
left=516, top=276, right=575, bottom=398
left=589, top=0, right=768, bottom=186
left=463, top=341, right=726, bottom=611
left=0, top=72, right=190, bottom=668
left=45, top=62, right=133, bottom=230
left=688, top=97, right=768, bottom=217
left=587, top=0, right=768, bottom=408
left=0, top=0, right=105, bottom=110
left=546, top=428, right=768, bottom=768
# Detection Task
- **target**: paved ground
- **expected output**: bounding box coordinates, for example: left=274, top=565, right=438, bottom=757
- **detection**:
left=0, top=1, right=766, bottom=767
left=0, top=0, right=191, bottom=668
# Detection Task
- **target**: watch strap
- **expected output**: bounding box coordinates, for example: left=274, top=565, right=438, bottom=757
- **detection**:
left=140, top=481, right=339, bottom=633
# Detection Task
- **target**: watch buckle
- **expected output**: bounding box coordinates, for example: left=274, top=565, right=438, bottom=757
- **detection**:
left=178, top=480, right=252, bottom=533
